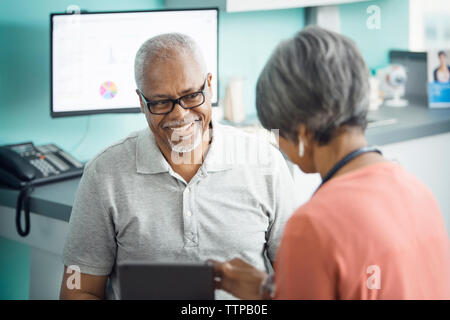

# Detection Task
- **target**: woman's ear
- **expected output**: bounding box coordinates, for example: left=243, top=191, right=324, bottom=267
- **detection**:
left=297, top=125, right=307, bottom=158
left=297, top=125, right=308, bottom=146
left=298, top=124, right=315, bottom=148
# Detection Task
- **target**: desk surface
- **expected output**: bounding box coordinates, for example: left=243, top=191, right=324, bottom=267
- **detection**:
left=0, top=178, right=78, bottom=222
left=366, top=104, right=450, bottom=146
left=1, top=103, right=450, bottom=223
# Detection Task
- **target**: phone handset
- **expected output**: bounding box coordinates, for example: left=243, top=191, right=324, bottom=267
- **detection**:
left=0, top=143, right=84, bottom=237
left=0, top=147, right=38, bottom=187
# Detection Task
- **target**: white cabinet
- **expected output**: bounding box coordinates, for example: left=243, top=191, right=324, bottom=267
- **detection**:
left=165, top=0, right=369, bottom=12
left=291, top=132, right=450, bottom=235
left=0, top=205, right=68, bottom=299
left=226, top=0, right=368, bottom=12
left=379, top=132, right=450, bottom=234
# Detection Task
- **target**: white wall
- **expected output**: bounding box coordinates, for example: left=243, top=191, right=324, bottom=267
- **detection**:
left=409, top=0, right=450, bottom=51
left=292, top=133, right=450, bottom=235
left=380, top=132, right=450, bottom=234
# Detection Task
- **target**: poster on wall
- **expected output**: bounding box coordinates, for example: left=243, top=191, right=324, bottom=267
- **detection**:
left=428, top=50, right=450, bottom=108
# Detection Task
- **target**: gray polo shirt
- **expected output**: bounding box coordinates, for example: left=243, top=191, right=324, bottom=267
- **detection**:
left=63, top=122, right=298, bottom=299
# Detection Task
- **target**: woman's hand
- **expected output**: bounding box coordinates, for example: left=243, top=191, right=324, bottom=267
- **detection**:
left=208, top=258, right=268, bottom=300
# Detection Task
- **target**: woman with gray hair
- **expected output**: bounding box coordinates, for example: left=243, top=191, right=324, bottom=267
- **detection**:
left=211, top=26, right=450, bottom=299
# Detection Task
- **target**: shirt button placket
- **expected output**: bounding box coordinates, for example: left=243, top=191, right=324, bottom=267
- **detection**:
left=183, top=185, right=198, bottom=247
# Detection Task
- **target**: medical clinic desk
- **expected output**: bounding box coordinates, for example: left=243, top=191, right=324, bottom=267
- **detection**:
left=0, top=179, right=78, bottom=299
left=1, top=103, right=450, bottom=299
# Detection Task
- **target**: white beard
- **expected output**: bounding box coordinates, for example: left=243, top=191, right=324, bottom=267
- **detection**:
left=169, top=122, right=203, bottom=153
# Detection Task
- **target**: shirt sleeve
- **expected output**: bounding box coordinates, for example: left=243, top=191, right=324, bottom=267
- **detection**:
left=274, top=211, right=337, bottom=299
left=265, top=151, right=299, bottom=263
left=62, top=163, right=117, bottom=276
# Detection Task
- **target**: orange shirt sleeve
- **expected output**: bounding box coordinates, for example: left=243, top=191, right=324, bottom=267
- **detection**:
left=274, top=210, right=338, bottom=299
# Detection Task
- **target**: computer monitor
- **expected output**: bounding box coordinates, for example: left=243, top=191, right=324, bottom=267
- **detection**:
left=50, top=8, right=218, bottom=117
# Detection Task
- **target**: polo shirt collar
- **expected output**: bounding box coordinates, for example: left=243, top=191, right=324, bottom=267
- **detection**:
left=203, top=121, right=235, bottom=172
left=136, top=127, right=170, bottom=174
left=136, top=120, right=233, bottom=175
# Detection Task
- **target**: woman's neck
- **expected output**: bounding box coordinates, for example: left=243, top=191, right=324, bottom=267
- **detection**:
left=312, top=130, right=385, bottom=180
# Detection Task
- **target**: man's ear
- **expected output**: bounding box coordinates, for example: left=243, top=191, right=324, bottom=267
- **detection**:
left=206, top=73, right=213, bottom=98
left=136, top=89, right=146, bottom=114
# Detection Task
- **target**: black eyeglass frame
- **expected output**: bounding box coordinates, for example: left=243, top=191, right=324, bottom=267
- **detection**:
left=138, top=76, right=209, bottom=115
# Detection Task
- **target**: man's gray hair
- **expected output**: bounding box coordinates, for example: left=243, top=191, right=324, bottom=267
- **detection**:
left=134, top=33, right=206, bottom=90
left=256, top=26, right=370, bottom=145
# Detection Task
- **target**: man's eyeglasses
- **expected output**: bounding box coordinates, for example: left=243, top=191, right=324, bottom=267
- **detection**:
left=138, top=76, right=208, bottom=115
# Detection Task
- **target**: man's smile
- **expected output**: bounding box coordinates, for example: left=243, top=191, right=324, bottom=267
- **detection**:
left=163, top=118, right=202, bottom=141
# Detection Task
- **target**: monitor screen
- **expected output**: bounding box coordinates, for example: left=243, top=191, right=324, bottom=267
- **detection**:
left=51, top=9, right=218, bottom=117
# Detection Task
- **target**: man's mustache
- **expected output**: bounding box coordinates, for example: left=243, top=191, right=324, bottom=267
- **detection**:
left=162, top=116, right=201, bottom=128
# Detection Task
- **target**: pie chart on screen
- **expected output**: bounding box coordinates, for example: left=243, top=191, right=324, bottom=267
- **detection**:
left=99, top=81, right=118, bottom=99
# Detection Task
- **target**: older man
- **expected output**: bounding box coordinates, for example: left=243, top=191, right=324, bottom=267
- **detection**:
left=59, top=33, right=297, bottom=300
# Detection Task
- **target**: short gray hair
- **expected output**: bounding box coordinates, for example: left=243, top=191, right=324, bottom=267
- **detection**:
left=134, top=33, right=206, bottom=90
left=256, top=26, right=370, bottom=145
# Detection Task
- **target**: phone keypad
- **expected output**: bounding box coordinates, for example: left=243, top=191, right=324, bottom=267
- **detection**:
left=30, top=159, right=59, bottom=177
left=45, top=153, right=70, bottom=171
left=58, top=150, right=83, bottom=168
left=36, top=144, right=58, bottom=154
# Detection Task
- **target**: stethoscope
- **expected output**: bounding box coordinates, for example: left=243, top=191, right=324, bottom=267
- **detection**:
left=315, top=146, right=382, bottom=193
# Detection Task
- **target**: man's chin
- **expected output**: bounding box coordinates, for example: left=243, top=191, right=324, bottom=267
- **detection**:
left=168, top=125, right=204, bottom=151
left=170, top=131, right=204, bottom=154
left=170, top=141, right=195, bottom=153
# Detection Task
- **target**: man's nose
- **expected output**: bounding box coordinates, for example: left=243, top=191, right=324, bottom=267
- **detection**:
left=170, top=101, right=190, bottom=118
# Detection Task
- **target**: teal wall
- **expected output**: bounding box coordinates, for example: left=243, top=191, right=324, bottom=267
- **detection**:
left=0, top=1, right=304, bottom=162
left=0, top=0, right=304, bottom=299
left=0, top=237, right=30, bottom=299
left=339, top=0, right=410, bottom=71
left=219, top=9, right=305, bottom=116
left=0, top=0, right=409, bottom=161
left=0, top=0, right=165, bottom=300
left=0, top=0, right=165, bottom=163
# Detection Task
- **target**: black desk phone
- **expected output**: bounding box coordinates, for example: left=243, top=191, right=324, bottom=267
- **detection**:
left=0, top=142, right=84, bottom=237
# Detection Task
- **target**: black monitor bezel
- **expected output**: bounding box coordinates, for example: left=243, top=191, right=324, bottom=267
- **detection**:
left=50, top=7, right=219, bottom=118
